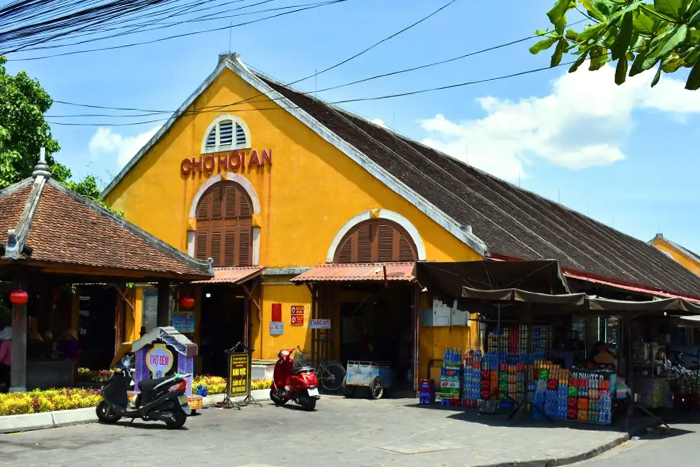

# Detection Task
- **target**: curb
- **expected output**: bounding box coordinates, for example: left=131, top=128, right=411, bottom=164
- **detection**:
left=0, top=389, right=271, bottom=434
left=475, top=433, right=630, bottom=467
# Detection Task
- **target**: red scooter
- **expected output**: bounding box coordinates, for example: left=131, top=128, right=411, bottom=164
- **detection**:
left=270, top=347, right=320, bottom=411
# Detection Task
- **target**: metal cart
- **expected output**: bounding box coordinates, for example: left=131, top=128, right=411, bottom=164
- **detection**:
left=344, top=360, right=394, bottom=399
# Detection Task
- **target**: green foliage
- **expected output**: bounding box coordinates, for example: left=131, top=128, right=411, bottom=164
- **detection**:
left=532, top=0, right=700, bottom=89
left=0, top=56, right=123, bottom=216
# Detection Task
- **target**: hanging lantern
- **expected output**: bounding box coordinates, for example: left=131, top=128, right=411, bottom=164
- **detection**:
left=179, top=296, right=195, bottom=309
left=9, top=289, right=28, bottom=305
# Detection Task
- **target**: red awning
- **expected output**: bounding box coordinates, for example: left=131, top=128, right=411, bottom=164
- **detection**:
left=291, top=262, right=415, bottom=283
left=192, top=266, right=262, bottom=285
left=564, top=271, right=700, bottom=304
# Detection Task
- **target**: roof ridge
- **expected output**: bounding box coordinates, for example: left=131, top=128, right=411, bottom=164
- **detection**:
left=3, top=176, right=46, bottom=259
left=0, top=178, right=33, bottom=199
left=47, top=179, right=213, bottom=277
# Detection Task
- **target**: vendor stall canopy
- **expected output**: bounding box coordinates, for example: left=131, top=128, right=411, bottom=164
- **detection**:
left=0, top=153, right=213, bottom=282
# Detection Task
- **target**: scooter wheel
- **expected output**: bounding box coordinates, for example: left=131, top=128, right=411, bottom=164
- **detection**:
left=299, top=396, right=316, bottom=411
left=96, top=400, right=121, bottom=424
left=270, top=389, right=288, bottom=406
left=165, top=406, right=187, bottom=429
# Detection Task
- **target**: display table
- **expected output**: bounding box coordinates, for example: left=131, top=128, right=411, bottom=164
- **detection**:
left=27, top=360, right=75, bottom=390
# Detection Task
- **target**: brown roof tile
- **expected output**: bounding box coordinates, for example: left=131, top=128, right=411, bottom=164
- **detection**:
left=2, top=178, right=211, bottom=280
left=0, top=182, right=32, bottom=244
left=260, top=76, right=700, bottom=299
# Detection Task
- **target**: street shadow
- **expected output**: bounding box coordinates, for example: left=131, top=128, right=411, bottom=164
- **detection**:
left=404, top=401, right=699, bottom=438
left=113, top=420, right=189, bottom=431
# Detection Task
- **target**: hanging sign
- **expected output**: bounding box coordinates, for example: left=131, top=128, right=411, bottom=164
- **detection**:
left=269, top=321, right=284, bottom=335
left=228, top=352, right=250, bottom=397
left=172, top=311, right=195, bottom=333
left=309, top=319, right=331, bottom=330
left=145, top=344, right=174, bottom=378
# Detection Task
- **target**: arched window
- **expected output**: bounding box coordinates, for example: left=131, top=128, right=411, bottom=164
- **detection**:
left=334, top=220, right=417, bottom=263
left=202, top=115, right=250, bottom=154
left=194, top=181, right=252, bottom=267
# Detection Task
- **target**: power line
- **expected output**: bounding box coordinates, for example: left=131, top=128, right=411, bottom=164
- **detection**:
left=45, top=53, right=598, bottom=127
left=7, top=0, right=350, bottom=60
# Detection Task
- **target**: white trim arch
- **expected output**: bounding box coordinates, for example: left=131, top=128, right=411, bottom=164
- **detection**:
left=200, top=114, right=252, bottom=154
left=187, top=173, right=261, bottom=265
left=326, top=209, right=427, bottom=263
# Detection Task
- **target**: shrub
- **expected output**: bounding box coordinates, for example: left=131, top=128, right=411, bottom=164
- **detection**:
left=0, top=388, right=102, bottom=416
left=191, top=375, right=272, bottom=394
left=77, top=368, right=114, bottom=383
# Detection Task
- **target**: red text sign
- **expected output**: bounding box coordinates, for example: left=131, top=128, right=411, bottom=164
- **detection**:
left=181, top=149, right=272, bottom=177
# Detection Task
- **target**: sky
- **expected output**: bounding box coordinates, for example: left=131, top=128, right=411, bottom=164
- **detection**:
left=4, top=0, right=700, bottom=254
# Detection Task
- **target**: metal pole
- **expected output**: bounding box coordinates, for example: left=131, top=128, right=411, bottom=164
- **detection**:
left=10, top=302, right=28, bottom=392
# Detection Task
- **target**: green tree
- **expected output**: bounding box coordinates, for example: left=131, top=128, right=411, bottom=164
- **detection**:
left=531, top=0, right=700, bottom=89
left=0, top=56, right=121, bottom=215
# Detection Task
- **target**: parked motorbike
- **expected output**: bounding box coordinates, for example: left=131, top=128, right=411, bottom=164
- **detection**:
left=96, top=355, right=191, bottom=429
left=270, top=346, right=320, bottom=411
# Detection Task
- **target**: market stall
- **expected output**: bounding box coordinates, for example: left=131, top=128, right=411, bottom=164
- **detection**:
left=415, top=260, right=700, bottom=428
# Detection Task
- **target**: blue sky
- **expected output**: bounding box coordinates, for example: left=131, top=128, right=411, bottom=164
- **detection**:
left=5, top=0, right=700, bottom=253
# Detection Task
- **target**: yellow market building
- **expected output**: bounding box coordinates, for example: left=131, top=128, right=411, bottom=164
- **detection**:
left=101, top=53, right=700, bottom=387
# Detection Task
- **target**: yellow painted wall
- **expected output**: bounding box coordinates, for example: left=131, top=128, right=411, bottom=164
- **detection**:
left=105, top=64, right=482, bottom=361
left=651, top=237, right=700, bottom=277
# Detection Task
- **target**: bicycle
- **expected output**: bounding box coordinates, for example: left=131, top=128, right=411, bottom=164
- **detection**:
left=316, top=360, right=346, bottom=393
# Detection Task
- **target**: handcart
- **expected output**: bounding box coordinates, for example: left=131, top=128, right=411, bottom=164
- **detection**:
left=344, top=360, right=394, bottom=399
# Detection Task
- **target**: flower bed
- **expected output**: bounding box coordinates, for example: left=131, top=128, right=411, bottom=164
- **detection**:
left=0, top=388, right=102, bottom=416
left=192, top=375, right=271, bottom=395
left=77, top=367, right=114, bottom=383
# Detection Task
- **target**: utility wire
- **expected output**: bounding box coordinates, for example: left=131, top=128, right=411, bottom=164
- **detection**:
left=7, top=0, right=350, bottom=60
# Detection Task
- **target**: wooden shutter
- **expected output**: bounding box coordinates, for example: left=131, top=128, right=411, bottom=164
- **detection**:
left=195, top=181, right=254, bottom=267
left=195, top=231, right=208, bottom=261
left=210, top=231, right=222, bottom=267
left=356, top=223, right=372, bottom=262
left=333, top=220, right=418, bottom=263
left=235, top=123, right=247, bottom=147
left=239, top=228, right=251, bottom=266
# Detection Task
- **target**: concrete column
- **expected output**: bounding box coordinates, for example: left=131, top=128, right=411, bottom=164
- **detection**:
left=10, top=302, right=27, bottom=392
left=157, top=281, right=171, bottom=327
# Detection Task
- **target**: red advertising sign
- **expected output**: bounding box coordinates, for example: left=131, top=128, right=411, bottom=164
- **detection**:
left=291, top=305, right=304, bottom=315
left=291, top=315, right=304, bottom=326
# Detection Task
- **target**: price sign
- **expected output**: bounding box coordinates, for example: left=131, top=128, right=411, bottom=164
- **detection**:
left=228, top=352, right=250, bottom=397
left=145, top=344, right=174, bottom=378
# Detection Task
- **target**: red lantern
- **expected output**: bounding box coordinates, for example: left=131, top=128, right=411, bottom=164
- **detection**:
left=179, top=296, right=195, bottom=309
left=9, top=289, right=28, bottom=305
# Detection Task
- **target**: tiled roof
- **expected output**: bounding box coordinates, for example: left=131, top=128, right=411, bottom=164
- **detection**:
left=290, top=262, right=415, bottom=283
left=259, top=76, right=700, bottom=299
left=0, top=177, right=212, bottom=280
left=192, top=266, right=262, bottom=284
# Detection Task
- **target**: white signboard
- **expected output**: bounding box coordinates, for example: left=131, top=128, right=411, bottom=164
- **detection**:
left=269, top=321, right=284, bottom=335
left=309, top=319, right=331, bottom=330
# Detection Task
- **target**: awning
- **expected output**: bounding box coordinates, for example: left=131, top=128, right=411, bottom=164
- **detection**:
left=564, top=271, right=700, bottom=303
left=588, top=297, right=700, bottom=315
left=462, top=287, right=586, bottom=305
left=192, top=266, right=262, bottom=285
left=290, top=262, right=415, bottom=283
left=416, top=260, right=571, bottom=299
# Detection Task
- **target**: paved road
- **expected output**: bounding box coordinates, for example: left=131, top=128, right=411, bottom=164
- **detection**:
left=576, top=423, right=700, bottom=466
left=1, top=396, right=628, bottom=467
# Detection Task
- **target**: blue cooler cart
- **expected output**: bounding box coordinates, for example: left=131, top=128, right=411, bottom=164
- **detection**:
left=345, top=361, right=394, bottom=399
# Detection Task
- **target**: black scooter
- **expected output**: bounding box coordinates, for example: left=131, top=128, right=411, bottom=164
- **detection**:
left=96, top=355, right=191, bottom=429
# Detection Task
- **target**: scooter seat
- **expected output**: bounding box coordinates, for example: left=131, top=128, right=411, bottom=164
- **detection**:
left=138, top=376, right=172, bottom=393
left=292, top=366, right=315, bottom=375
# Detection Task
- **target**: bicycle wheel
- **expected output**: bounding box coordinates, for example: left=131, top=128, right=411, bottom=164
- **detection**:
left=319, top=362, right=346, bottom=392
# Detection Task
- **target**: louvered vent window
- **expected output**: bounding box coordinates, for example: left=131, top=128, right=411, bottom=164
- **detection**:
left=194, top=181, right=253, bottom=267
left=203, top=117, right=250, bottom=153
left=333, top=220, right=417, bottom=263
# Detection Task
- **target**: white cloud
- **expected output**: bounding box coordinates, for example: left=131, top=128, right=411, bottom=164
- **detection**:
left=89, top=126, right=159, bottom=169
left=370, top=118, right=387, bottom=128
left=420, top=65, right=700, bottom=182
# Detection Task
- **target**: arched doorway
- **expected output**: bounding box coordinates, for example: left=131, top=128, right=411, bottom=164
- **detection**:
left=193, top=180, right=252, bottom=375
left=327, top=219, right=420, bottom=391
left=194, top=181, right=253, bottom=267
left=333, top=219, right=418, bottom=263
